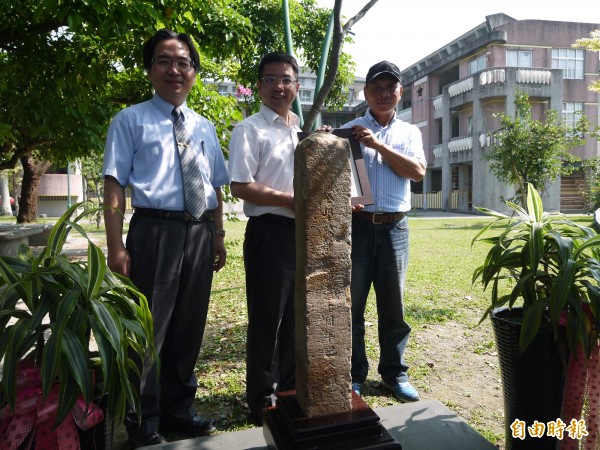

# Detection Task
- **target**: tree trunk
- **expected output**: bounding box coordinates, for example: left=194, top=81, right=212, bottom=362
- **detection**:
left=17, top=155, right=51, bottom=223
left=0, top=173, right=13, bottom=216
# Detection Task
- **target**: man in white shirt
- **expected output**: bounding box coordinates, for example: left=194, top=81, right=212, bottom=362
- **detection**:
left=228, top=51, right=300, bottom=425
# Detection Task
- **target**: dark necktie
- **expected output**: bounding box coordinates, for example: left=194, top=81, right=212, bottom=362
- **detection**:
left=172, top=107, right=206, bottom=220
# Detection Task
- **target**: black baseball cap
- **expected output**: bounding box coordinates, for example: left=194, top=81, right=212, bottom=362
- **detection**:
left=366, top=61, right=401, bottom=83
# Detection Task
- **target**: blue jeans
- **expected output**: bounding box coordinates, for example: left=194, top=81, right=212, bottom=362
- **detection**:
left=351, top=215, right=411, bottom=385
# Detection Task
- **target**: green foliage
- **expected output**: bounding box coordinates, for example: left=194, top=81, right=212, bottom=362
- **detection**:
left=0, top=0, right=356, bottom=217
left=573, top=30, right=600, bottom=93
left=0, top=203, right=155, bottom=427
left=187, top=83, right=243, bottom=158
left=484, top=91, right=588, bottom=206
left=472, top=183, right=600, bottom=356
left=583, top=157, right=600, bottom=212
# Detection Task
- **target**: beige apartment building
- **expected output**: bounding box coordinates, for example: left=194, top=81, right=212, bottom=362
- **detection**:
left=397, top=13, right=599, bottom=213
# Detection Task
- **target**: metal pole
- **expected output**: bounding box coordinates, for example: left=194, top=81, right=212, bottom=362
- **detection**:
left=313, top=12, right=334, bottom=130
left=67, top=162, right=71, bottom=209
left=282, top=0, right=303, bottom=126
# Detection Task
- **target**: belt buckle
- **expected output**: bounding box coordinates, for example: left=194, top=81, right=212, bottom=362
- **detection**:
left=371, top=213, right=385, bottom=224
left=184, top=212, right=196, bottom=222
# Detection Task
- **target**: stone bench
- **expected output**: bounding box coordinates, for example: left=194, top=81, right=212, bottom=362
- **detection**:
left=0, top=223, right=54, bottom=256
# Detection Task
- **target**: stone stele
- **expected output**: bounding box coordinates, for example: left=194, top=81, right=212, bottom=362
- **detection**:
left=294, top=131, right=352, bottom=417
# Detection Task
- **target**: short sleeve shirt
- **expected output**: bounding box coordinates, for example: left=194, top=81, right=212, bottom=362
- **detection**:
left=103, top=94, right=229, bottom=211
left=342, top=109, right=426, bottom=213
left=228, top=105, right=301, bottom=218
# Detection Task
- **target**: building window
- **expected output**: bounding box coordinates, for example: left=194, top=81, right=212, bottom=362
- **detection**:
left=552, top=48, right=584, bottom=79
left=468, top=55, right=486, bottom=75
left=563, top=102, right=584, bottom=129
left=507, top=50, right=532, bottom=68
left=299, top=76, right=315, bottom=88
left=321, top=113, right=345, bottom=128
left=300, top=90, right=313, bottom=102
left=467, top=116, right=473, bottom=135
left=217, top=85, right=229, bottom=96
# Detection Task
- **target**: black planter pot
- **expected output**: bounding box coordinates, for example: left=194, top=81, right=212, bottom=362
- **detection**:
left=491, top=307, right=565, bottom=450
left=78, top=417, right=111, bottom=450
left=78, top=394, right=113, bottom=450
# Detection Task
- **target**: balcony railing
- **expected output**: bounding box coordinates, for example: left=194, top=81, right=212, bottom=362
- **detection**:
left=397, top=107, right=412, bottom=123
left=446, top=68, right=553, bottom=99
left=433, top=145, right=443, bottom=158
left=479, top=69, right=505, bottom=86
left=432, top=95, right=443, bottom=110
left=448, top=136, right=473, bottom=153
left=516, top=69, right=552, bottom=84
left=448, top=77, right=473, bottom=97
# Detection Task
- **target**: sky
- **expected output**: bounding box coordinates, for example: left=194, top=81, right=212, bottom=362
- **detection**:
left=316, top=0, right=599, bottom=77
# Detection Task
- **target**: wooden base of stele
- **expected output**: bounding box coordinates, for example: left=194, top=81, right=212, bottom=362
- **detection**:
left=263, top=390, right=402, bottom=450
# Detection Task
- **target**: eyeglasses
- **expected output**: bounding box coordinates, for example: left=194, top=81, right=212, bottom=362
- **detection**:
left=260, top=76, right=296, bottom=86
left=151, top=56, right=195, bottom=71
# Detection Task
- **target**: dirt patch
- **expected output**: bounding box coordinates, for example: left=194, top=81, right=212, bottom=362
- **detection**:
left=410, top=317, right=505, bottom=448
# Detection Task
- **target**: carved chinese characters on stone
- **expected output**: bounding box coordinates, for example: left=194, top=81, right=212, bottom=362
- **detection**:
left=294, top=132, right=352, bottom=417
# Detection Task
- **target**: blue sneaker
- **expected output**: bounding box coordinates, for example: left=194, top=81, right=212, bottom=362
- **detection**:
left=351, top=382, right=362, bottom=396
left=382, top=381, right=420, bottom=403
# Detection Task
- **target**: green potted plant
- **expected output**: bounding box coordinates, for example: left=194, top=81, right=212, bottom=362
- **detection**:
left=0, top=203, right=156, bottom=448
left=472, top=183, right=600, bottom=450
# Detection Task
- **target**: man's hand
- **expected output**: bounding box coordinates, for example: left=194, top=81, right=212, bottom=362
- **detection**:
left=352, top=125, right=380, bottom=149
left=108, top=245, right=131, bottom=277
left=317, top=125, right=333, bottom=132
left=214, top=239, right=227, bottom=272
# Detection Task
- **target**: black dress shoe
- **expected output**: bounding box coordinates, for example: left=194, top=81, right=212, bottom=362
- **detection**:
left=161, top=414, right=216, bottom=437
left=129, top=431, right=168, bottom=448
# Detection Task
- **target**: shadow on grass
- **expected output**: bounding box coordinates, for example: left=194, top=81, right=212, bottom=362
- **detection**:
left=212, top=285, right=245, bottom=294
left=193, top=392, right=255, bottom=432
left=413, top=222, right=490, bottom=232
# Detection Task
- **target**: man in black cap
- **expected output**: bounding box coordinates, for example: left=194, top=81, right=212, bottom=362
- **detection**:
left=341, top=60, right=426, bottom=402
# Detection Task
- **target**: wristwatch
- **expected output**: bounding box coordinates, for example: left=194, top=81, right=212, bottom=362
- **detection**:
left=215, top=229, right=226, bottom=237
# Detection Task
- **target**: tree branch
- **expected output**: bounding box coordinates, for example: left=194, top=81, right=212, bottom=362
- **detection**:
left=0, top=20, right=66, bottom=47
left=302, top=0, right=380, bottom=131
left=0, top=138, right=52, bottom=171
left=343, top=0, right=379, bottom=33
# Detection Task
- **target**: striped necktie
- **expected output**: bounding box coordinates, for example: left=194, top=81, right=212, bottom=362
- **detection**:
left=172, top=107, right=206, bottom=220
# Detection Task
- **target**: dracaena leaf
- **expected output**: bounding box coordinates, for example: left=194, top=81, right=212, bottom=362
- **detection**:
left=86, top=242, right=106, bottom=299
left=61, top=327, right=91, bottom=404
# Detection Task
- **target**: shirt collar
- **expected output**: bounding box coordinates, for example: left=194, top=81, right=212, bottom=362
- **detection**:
left=152, top=94, right=189, bottom=119
left=366, top=108, right=397, bottom=129
left=259, top=104, right=300, bottom=127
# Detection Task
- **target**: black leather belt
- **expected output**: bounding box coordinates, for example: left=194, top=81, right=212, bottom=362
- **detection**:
left=250, top=213, right=295, bottom=227
left=354, top=211, right=406, bottom=224
left=134, top=208, right=214, bottom=222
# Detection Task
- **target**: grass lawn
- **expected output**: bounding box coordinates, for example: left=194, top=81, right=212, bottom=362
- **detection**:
left=197, top=212, right=593, bottom=443
left=199, top=216, right=494, bottom=426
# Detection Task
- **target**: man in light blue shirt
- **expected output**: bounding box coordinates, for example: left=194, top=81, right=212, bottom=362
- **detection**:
left=103, top=29, right=228, bottom=447
left=342, top=61, right=426, bottom=403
